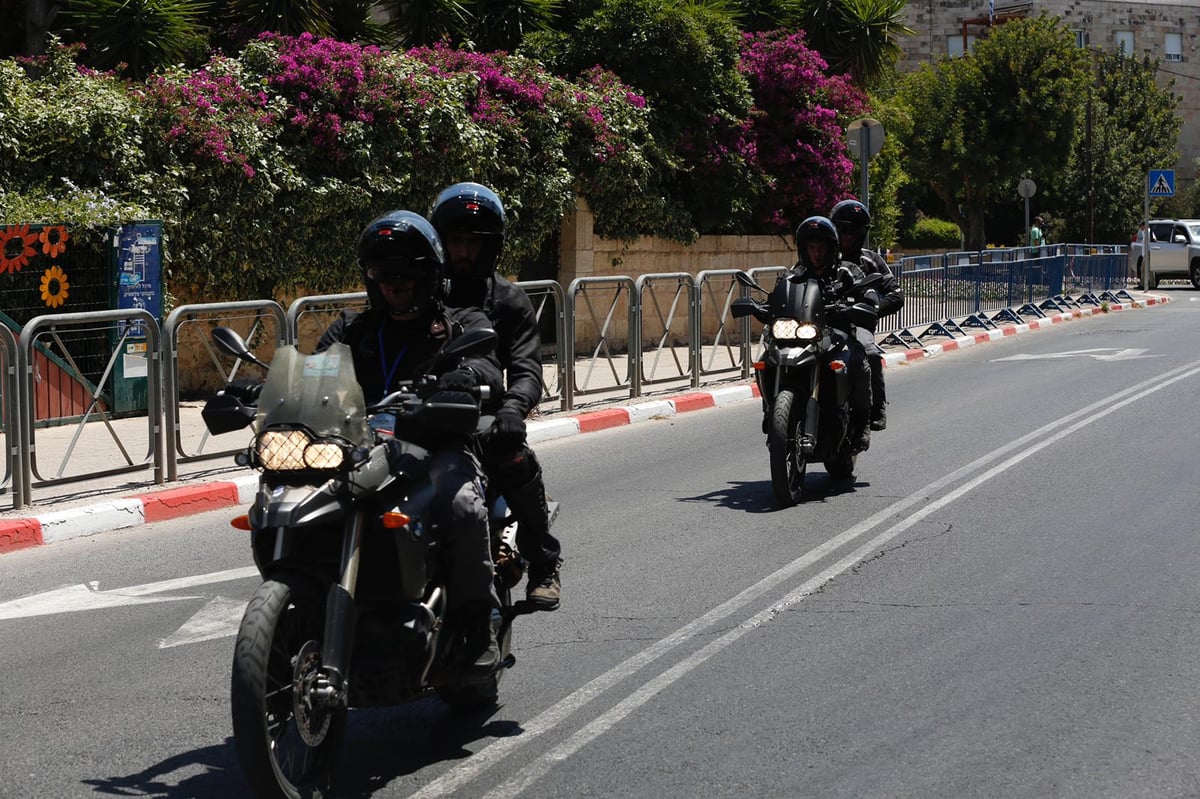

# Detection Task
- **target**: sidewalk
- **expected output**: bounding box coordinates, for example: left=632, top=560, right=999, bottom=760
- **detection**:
left=0, top=291, right=1170, bottom=553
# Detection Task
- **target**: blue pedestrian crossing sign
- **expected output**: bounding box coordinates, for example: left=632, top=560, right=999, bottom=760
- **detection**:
left=1149, top=169, right=1175, bottom=197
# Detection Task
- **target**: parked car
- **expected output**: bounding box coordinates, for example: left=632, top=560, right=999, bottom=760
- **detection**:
left=1129, top=219, right=1200, bottom=289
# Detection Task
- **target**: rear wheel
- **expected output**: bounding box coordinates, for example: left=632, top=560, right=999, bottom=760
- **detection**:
left=1190, top=262, right=1200, bottom=290
left=231, top=578, right=345, bottom=799
left=767, top=389, right=805, bottom=508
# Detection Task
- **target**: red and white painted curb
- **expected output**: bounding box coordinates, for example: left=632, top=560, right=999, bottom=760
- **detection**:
left=0, top=294, right=1169, bottom=554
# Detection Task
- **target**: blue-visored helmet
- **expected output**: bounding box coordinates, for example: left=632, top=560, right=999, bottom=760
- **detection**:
left=357, top=210, right=448, bottom=314
left=429, top=182, right=507, bottom=278
left=795, top=215, right=840, bottom=271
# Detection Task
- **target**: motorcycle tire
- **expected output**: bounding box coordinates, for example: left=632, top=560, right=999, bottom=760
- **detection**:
left=437, top=585, right=512, bottom=711
left=768, top=388, right=806, bottom=508
left=824, top=452, right=857, bottom=479
left=231, top=577, right=346, bottom=799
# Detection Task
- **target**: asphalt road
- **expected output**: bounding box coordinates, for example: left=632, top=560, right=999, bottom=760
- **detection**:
left=3, top=289, right=1200, bottom=798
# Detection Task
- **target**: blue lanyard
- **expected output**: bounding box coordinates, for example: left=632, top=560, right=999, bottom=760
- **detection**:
left=378, top=326, right=409, bottom=392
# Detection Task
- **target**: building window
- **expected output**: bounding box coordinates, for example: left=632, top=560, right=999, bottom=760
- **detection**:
left=1166, top=32, right=1183, bottom=62
left=1074, top=29, right=1088, bottom=48
left=1115, top=31, right=1134, bottom=56
left=947, top=34, right=976, bottom=58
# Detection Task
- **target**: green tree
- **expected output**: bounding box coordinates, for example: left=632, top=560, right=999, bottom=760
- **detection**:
left=897, top=15, right=1088, bottom=249
left=522, top=0, right=761, bottom=236
left=1056, top=52, right=1180, bottom=243
left=797, top=0, right=914, bottom=88
left=465, top=0, right=562, bottom=52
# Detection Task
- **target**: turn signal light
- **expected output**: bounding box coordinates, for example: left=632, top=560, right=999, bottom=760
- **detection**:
left=752, top=361, right=766, bottom=371
left=382, top=511, right=412, bottom=529
left=829, top=360, right=846, bottom=371
left=231, top=515, right=251, bottom=530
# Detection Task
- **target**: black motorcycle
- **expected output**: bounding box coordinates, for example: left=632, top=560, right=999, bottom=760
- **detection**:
left=732, top=269, right=879, bottom=507
left=202, top=326, right=547, bottom=799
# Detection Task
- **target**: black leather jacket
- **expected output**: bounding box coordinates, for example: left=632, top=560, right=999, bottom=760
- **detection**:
left=315, top=304, right=503, bottom=408
left=854, top=249, right=904, bottom=332
left=448, top=274, right=543, bottom=419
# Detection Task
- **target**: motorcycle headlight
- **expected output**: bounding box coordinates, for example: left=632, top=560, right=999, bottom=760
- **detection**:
left=770, top=318, right=819, bottom=342
left=256, top=429, right=347, bottom=471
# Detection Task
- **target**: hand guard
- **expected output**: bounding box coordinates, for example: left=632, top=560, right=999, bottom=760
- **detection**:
left=490, top=406, right=527, bottom=448
left=436, top=368, right=477, bottom=393
left=223, top=377, right=264, bottom=404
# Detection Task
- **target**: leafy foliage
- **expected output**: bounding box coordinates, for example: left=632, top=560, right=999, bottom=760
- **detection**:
left=1056, top=52, right=1180, bottom=243
left=796, top=0, right=914, bottom=89
left=897, top=15, right=1088, bottom=249
left=522, top=0, right=760, bottom=235
left=904, top=216, right=961, bottom=249
left=62, top=0, right=212, bottom=79
left=738, top=29, right=866, bottom=233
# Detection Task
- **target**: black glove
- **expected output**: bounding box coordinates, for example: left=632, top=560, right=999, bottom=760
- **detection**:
left=436, top=368, right=477, bottom=393
left=491, top=406, right=527, bottom=447
left=223, top=377, right=263, bottom=404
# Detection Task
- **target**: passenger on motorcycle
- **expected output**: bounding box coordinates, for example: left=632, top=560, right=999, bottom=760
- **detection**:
left=431, top=182, right=563, bottom=611
left=316, top=209, right=504, bottom=677
left=789, top=216, right=879, bottom=452
left=829, top=199, right=904, bottom=432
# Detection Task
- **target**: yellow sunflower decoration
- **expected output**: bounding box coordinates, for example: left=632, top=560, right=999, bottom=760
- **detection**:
left=40, top=265, right=70, bottom=308
left=39, top=225, right=69, bottom=258
left=1, top=223, right=39, bottom=274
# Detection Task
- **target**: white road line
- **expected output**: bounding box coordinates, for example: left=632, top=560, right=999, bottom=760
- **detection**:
left=411, top=359, right=1200, bottom=799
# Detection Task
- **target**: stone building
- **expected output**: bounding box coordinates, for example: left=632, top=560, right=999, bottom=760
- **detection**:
left=896, top=1, right=1200, bottom=182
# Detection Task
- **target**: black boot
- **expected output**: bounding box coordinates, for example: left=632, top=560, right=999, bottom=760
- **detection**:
left=850, top=413, right=871, bottom=453
left=870, top=405, right=887, bottom=431
left=455, top=602, right=499, bottom=677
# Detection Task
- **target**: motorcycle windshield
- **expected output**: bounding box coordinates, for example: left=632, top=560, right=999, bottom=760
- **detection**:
left=769, top=273, right=822, bottom=322
left=255, top=344, right=369, bottom=445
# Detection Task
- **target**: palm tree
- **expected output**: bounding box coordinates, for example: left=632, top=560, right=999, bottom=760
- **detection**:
left=466, top=0, right=561, bottom=52
left=798, top=0, right=913, bottom=88
left=63, top=0, right=211, bottom=79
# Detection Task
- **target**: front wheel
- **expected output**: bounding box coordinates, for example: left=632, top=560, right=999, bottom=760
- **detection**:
left=767, top=389, right=806, bottom=508
left=1190, top=262, right=1200, bottom=290
left=231, top=578, right=346, bottom=799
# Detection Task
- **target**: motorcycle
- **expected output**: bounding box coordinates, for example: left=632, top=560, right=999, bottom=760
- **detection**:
left=202, top=326, right=549, bottom=799
left=732, top=268, right=880, bottom=508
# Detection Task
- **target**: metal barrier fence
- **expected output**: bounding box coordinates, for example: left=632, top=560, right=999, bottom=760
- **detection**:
left=0, top=249, right=1140, bottom=508
left=16, top=309, right=164, bottom=502
left=1, top=326, right=19, bottom=507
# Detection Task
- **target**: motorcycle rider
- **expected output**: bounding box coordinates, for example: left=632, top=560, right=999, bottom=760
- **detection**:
left=316, top=209, right=504, bottom=678
left=829, top=199, right=904, bottom=432
left=430, top=182, right=563, bottom=611
left=788, top=215, right=879, bottom=452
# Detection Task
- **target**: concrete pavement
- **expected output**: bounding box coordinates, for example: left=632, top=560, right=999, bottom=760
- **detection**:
left=0, top=292, right=1171, bottom=553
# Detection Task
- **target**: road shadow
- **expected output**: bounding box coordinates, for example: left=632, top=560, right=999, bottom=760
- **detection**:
left=81, top=738, right=246, bottom=798
left=680, top=473, right=868, bottom=513
left=80, top=698, right=521, bottom=798
left=327, top=697, right=522, bottom=797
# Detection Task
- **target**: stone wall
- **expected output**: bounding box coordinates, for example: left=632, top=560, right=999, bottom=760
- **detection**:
left=557, top=198, right=796, bottom=351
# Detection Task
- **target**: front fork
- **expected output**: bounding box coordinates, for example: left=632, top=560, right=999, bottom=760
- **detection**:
left=313, top=510, right=366, bottom=708
left=764, top=362, right=821, bottom=457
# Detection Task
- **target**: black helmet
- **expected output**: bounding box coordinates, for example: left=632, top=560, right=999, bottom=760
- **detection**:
left=830, top=199, right=871, bottom=238
left=357, top=210, right=447, bottom=315
left=795, top=216, right=840, bottom=272
left=429, top=182, right=506, bottom=279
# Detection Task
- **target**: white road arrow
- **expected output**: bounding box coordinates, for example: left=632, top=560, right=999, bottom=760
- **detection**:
left=993, top=348, right=1157, bottom=363
left=158, top=595, right=248, bottom=648
left=0, top=566, right=258, bottom=621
